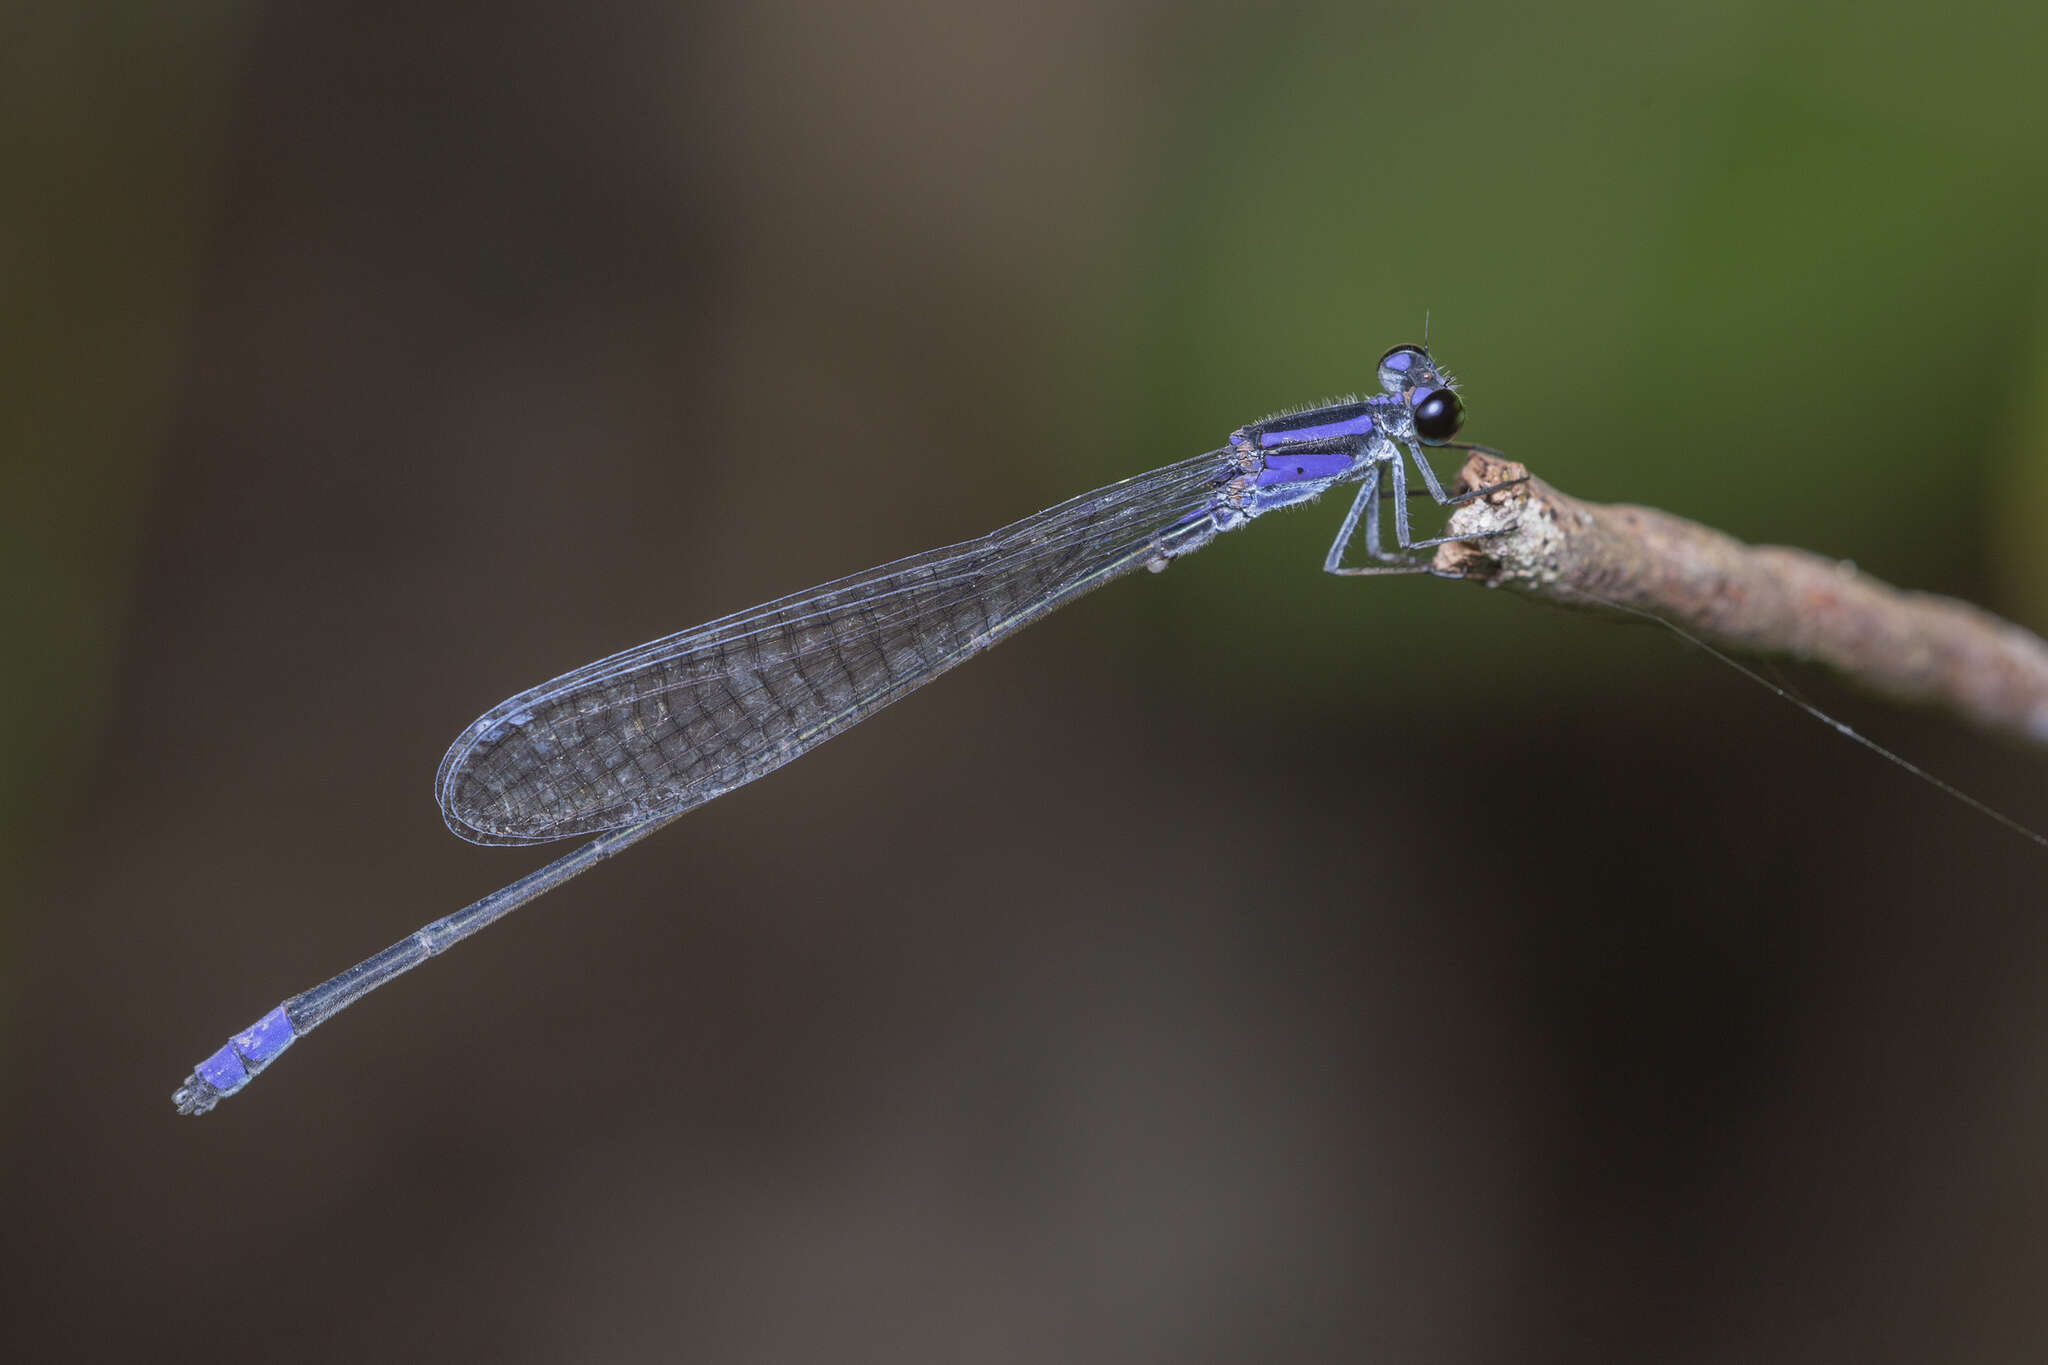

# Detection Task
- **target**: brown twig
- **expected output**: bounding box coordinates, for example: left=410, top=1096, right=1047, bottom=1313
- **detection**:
left=1431, top=452, right=2048, bottom=748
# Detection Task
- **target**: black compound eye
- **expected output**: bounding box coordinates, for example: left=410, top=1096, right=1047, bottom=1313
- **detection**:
left=1411, top=387, right=1463, bottom=444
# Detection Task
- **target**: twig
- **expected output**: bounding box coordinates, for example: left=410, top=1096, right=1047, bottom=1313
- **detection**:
left=1431, top=452, right=2048, bottom=748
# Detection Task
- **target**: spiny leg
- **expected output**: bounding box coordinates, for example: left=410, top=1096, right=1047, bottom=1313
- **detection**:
left=1326, top=443, right=1526, bottom=574
left=1405, top=439, right=1456, bottom=504
left=1322, top=461, right=1380, bottom=574
left=1427, top=440, right=1531, bottom=507
left=1326, top=455, right=1430, bottom=576
left=1390, top=444, right=1415, bottom=547
left=1388, top=442, right=1525, bottom=552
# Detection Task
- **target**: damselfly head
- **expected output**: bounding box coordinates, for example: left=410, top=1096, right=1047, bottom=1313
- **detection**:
left=1377, top=344, right=1464, bottom=444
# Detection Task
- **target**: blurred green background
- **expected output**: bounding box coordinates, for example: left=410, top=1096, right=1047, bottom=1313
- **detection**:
left=7, top=2, right=2048, bottom=1361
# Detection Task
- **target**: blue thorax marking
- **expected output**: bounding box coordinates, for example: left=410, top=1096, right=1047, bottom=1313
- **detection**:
left=1255, top=401, right=1376, bottom=448
left=1240, top=397, right=1395, bottom=501
left=1255, top=450, right=1354, bottom=488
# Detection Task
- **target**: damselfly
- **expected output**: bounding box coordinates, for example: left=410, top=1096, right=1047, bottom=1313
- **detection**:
left=174, top=343, right=1511, bottom=1114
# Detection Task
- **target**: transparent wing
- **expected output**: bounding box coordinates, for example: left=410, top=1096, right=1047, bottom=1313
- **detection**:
left=435, top=452, right=1235, bottom=844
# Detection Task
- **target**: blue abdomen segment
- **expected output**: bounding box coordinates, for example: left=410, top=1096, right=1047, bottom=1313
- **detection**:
left=193, top=1004, right=298, bottom=1096
left=1256, top=403, right=1375, bottom=448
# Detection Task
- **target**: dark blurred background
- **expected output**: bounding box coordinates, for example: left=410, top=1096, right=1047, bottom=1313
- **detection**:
left=7, top=2, right=2048, bottom=1360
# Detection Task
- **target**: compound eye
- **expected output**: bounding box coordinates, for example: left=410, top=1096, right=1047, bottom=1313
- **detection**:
left=1411, top=387, right=1463, bottom=444
left=1376, top=344, right=1428, bottom=392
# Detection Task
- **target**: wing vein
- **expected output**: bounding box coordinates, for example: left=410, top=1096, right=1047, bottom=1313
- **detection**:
left=436, top=453, right=1233, bottom=844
